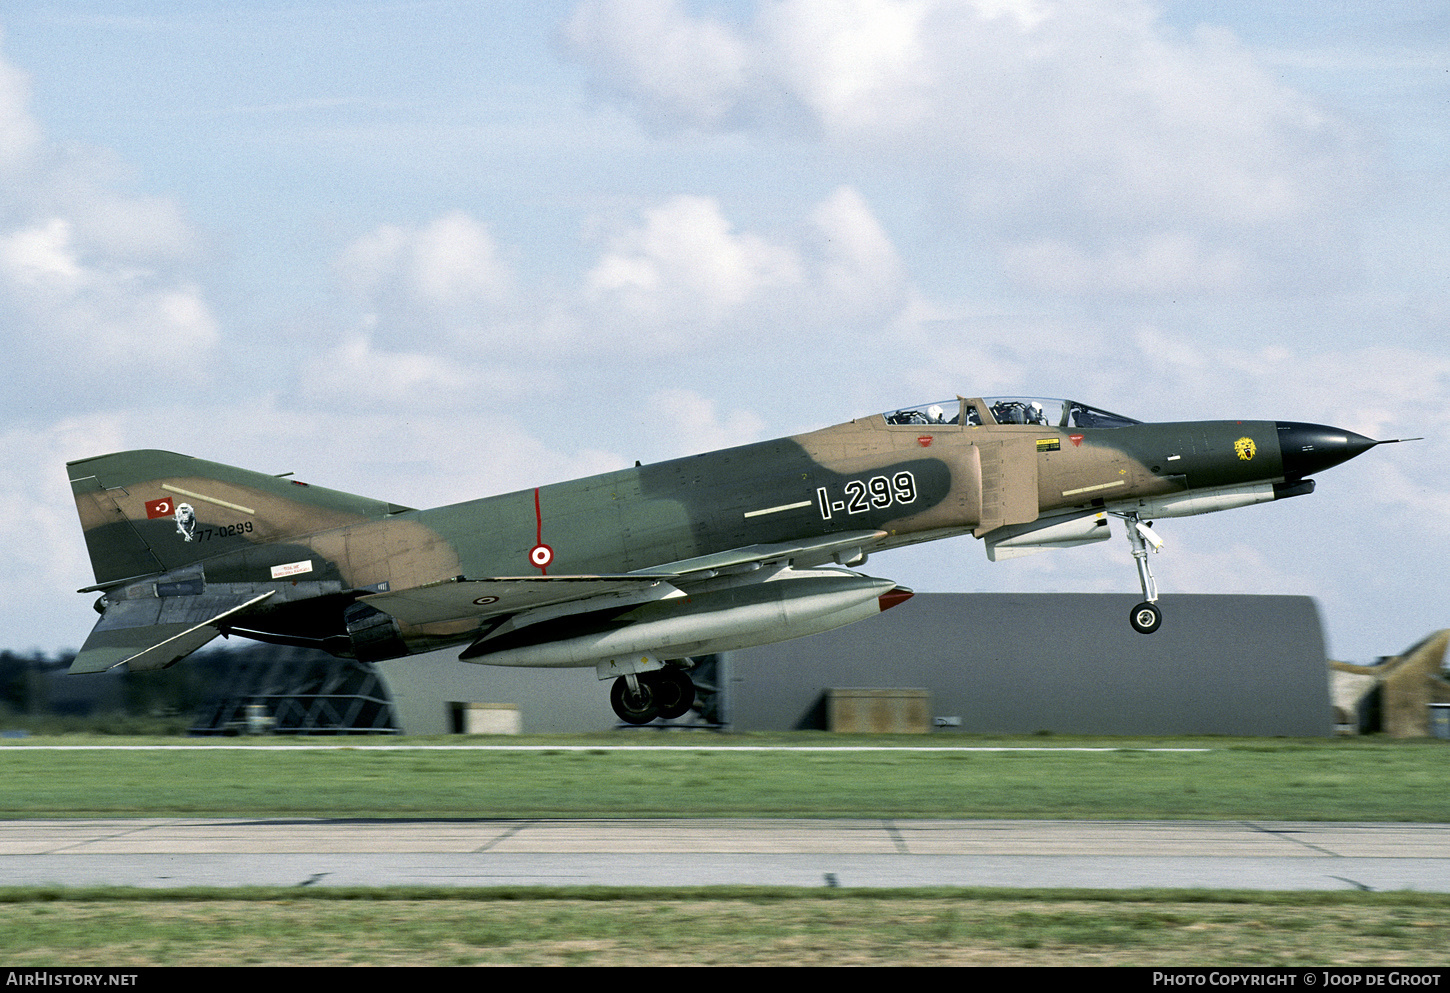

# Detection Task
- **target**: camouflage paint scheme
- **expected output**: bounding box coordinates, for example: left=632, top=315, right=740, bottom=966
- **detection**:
left=66, top=396, right=1384, bottom=719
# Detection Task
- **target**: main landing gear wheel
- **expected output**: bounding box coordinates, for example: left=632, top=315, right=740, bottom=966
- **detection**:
left=1130, top=601, right=1163, bottom=635
left=610, top=675, right=658, bottom=725
left=651, top=668, right=696, bottom=720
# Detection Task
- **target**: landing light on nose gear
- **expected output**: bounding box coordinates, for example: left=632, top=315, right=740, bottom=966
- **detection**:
left=1116, top=512, right=1165, bottom=634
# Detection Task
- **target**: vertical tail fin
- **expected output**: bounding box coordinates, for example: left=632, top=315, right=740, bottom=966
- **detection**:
left=68, top=449, right=408, bottom=589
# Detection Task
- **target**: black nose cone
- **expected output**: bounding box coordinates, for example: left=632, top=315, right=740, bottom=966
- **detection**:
left=1276, top=422, right=1378, bottom=479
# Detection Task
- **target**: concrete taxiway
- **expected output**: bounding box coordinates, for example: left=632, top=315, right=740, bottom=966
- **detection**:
left=2, top=818, right=1448, bottom=891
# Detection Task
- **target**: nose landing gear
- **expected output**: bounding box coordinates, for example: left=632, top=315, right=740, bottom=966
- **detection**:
left=1117, top=512, right=1165, bottom=634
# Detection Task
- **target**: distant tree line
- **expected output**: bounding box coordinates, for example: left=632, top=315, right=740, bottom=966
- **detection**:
left=0, top=650, right=74, bottom=715
left=0, top=644, right=337, bottom=734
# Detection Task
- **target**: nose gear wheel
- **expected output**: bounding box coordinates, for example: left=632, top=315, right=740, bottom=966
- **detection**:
left=1130, top=601, right=1162, bottom=634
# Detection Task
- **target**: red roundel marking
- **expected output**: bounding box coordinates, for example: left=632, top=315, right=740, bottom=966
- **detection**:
left=530, top=544, right=553, bottom=569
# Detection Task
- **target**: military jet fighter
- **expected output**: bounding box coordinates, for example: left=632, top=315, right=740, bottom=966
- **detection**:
left=67, top=396, right=1403, bottom=724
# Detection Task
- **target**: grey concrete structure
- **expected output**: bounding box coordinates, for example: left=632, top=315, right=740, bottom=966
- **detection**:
left=730, top=593, right=1331, bottom=736
left=376, top=657, right=613, bottom=734
left=376, top=593, right=1331, bottom=736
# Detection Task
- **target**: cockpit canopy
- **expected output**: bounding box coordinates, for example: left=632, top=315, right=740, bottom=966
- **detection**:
left=883, top=397, right=1141, bottom=429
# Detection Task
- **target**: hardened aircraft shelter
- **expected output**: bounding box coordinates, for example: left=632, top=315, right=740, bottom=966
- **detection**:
left=376, top=593, right=1332, bottom=736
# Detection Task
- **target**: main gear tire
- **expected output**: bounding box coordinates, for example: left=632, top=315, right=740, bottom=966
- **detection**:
left=650, top=668, right=697, bottom=721
left=610, top=677, right=659, bottom=725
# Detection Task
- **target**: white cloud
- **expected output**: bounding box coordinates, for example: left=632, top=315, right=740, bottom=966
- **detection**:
left=297, top=335, right=476, bottom=409
left=1002, top=233, right=1248, bottom=296
left=339, top=210, right=512, bottom=311
left=580, top=185, right=910, bottom=349
left=0, top=216, right=218, bottom=378
left=1128, top=330, right=1450, bottom=433
left=0, top=218, right=83, bottom=291
left=0, top=43, right=217, bottom=406
left=567, top=0, right=1371, bottom=299
left=809, top=185, right=907, bottom=312
left=0, top=415, right=139, bottom=645
left=66, top=186, right=200, bottom=264
left=321, top=189, right=908, bottom=370
left=565, top=0, right=751, bottom=128
left=759, top=0, right=934, bottom=132
left=586, top=194, right=802, bottom=321
left=0, top=30, right=41, bottom=179
left=646, top=388, right=768, bottom=455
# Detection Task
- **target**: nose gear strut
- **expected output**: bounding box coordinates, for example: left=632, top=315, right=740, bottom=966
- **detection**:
left=1115, top=512, right=1164, bottom=634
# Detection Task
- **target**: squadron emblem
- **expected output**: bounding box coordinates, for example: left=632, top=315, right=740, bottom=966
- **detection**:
left=173, top=502, right=197, bottom=542
left=1234, top=437, right=1256, bottom=461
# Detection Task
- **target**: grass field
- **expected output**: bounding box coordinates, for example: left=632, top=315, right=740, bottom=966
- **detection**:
left=1, top=887, right=1448, bottom=966
left=3, top=733, right=1447, bottom=966
left=1, top=733, right=1446, bottom=821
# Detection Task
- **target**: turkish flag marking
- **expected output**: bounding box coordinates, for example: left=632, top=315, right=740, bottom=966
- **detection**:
left=145, top=497, right=174, bottom=519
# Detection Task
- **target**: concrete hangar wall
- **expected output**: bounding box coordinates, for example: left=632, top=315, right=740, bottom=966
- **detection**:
left=728, top=594, right=1331, bottom=736
left=378, top=593, right=1332, bottom=736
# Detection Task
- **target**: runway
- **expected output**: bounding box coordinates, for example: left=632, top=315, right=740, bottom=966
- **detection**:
left=3, top=818, right=1448, bottom=891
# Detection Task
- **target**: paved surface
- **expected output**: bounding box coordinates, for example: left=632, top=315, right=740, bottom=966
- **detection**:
left=2, top=819, right=1448, bottom=891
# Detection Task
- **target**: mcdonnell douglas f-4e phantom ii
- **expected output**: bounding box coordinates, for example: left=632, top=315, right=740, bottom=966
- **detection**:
left=67, top=396, right=1407, bottom=724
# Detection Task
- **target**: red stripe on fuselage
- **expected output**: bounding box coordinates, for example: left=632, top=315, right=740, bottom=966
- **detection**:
left=533, top=488, right=547, bottom=575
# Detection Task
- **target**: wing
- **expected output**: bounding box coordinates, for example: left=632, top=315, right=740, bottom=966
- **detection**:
left=67, top=530, right=895, bottom=674
left=358, top=576, right=668, bottom=626
left=357, top=529, right=890, bottom=627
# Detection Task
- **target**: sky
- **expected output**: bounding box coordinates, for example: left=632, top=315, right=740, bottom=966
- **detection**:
left=0, top=0, right=1445, bottom=662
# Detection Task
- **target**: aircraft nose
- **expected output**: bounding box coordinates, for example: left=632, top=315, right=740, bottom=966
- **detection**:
left=1276, top=422, right=1379, bottom=479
